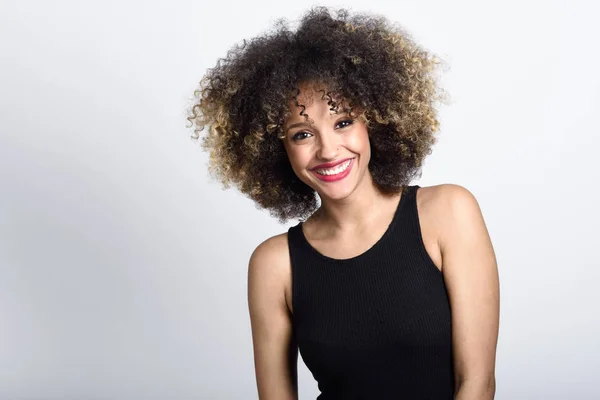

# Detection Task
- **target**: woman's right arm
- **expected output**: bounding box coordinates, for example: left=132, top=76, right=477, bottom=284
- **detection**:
left=248, top=234, right=298, bottom=400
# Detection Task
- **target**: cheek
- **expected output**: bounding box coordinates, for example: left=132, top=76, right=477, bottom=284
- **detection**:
left=285, top=146, right=311, bottom=172
left=348, top=127, right=371, bottom=156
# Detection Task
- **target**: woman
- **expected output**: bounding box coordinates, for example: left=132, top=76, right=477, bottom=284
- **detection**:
left=189, top=7, right=499, bottom=399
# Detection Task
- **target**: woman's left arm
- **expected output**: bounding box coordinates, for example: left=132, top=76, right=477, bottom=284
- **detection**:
left=438, top=184, right=500, bottom=400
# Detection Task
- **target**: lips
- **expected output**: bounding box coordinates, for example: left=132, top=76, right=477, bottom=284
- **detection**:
left=311, top=158, right=355, bottom=182
left=311, top=157, right=354, bottom=171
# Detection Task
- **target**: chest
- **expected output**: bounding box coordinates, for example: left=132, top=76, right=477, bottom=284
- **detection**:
left=292, top=257, right=454, bottom=391
left=292, top=255, right=451, bottom=347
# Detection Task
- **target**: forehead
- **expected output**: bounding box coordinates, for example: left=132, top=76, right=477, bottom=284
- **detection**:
left=286, top=82, right=346, bottom=119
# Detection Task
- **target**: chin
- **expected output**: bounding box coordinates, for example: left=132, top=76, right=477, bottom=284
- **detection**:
left=317, top=189, right=352, bottom=202
left=312, top=178, right=359, bottom=202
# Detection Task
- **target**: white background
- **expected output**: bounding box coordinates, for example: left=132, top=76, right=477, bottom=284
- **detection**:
left=1, top=0, right=599, bottom=398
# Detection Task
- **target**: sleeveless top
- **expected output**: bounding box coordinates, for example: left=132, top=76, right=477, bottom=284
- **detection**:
left=287, top=185, right=454, bottom=399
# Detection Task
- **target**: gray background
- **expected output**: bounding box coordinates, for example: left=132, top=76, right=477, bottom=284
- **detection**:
left=1, top=0, right=598, bottom=399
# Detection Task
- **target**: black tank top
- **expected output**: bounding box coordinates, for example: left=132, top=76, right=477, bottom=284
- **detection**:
left=287, top=185, right=454, bottom=399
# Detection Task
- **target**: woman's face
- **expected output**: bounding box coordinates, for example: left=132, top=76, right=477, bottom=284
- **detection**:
left=282, top=84, right=372, bottom=202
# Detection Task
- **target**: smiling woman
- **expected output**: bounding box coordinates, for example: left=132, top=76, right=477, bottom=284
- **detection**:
left=188, top=6, right=499, bottom=400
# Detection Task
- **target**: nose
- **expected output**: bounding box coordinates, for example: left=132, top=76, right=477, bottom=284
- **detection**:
left=316, top=132, right=339, bottom=160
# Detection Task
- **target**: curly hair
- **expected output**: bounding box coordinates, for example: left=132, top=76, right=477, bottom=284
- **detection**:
left=187, top=7, right=447, bottom=223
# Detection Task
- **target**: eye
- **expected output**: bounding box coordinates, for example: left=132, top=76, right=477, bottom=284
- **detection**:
left=292, top=131, right=313, bottom=141
left=336, top=119, right=354, bottom=129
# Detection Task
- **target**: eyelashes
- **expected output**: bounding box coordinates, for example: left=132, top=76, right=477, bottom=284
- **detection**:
left=291, top=119, right=354, bottom=142
left=292, top=131, right=312, bottom=141
left=336, top=119, right=354, bottom=129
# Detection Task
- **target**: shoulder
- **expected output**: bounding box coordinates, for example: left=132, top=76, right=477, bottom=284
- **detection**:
left=248, top=231, right=293, bottom=311
left=418, top=183, right=489, bottom=253
left=405, top=184, right=479, bottom=271
left=249, top=231, right=291, bottom=270
left=416, top=183, right=481, bottom=216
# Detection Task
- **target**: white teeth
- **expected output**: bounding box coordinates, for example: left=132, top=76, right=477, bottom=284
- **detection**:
left=315, top=159, right=352, bottom=175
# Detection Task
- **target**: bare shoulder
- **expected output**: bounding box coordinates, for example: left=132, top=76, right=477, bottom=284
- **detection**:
left=417, top=183, right=481, bottom=216
left=418, top=183, right=490, bottom=254
left=250, top=232, right=290, bottom=268
left=248, top=231, right=293, bottom=312
left=415, top=184, right=485, bottom=271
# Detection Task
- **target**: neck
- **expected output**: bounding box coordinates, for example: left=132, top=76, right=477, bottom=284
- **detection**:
left=314, top=172, right=401, bottom=232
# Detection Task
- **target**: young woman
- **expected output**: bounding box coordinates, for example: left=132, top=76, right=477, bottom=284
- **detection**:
left=189, top=7, right=499, bottom=399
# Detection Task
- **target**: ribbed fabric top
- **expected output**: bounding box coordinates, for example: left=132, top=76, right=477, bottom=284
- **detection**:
left=287, top=185, right=454, bottom=399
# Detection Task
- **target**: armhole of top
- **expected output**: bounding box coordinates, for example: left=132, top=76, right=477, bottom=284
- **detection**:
left=411, top=186, right=444, bottom=277
left=286, top=224, right=299, bottom=319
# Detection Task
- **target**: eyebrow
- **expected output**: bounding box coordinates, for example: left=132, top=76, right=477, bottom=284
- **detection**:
left=285, top=121, right=313, bottom=133
left=284, top=112, right=353, bottom=133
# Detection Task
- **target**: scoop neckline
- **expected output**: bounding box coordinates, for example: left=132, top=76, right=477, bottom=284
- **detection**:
left=297, top=185, right=414, bottom=264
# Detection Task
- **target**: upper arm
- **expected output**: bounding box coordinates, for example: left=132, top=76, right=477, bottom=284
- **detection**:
left=247, top=234, right=298, bottom=400
left=437, top=184, right=500, bottom=394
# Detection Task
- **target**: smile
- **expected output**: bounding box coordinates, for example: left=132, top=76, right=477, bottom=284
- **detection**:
left=312, top=158, right=355, bottom=182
